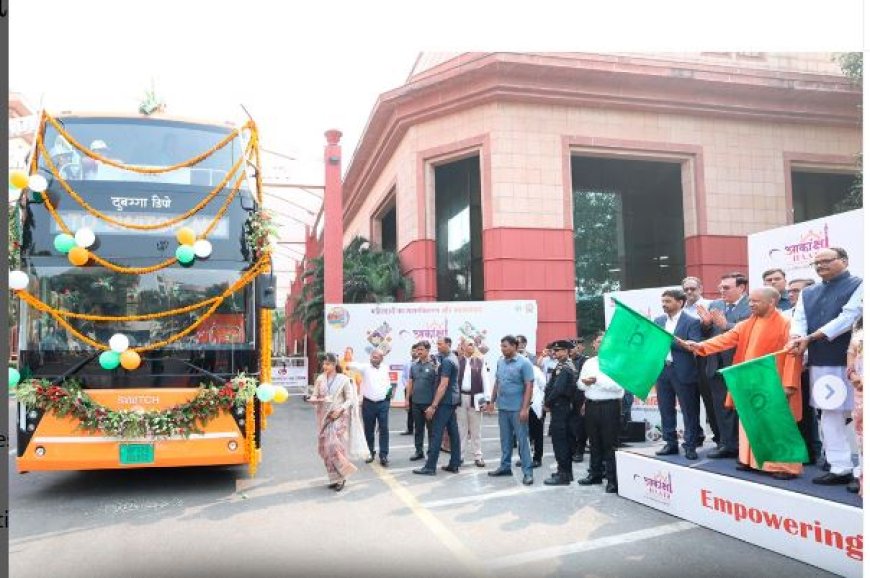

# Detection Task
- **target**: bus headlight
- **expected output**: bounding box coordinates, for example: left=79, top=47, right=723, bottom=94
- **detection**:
left=26, top=423, right=36, bottom=432
left=237, top=419, right=244, bottom=427
left=235, top=406, right=245, bottom=416
left=35, top=446, right=45, bottom=457
left=228, top=441, right=238, bottom=452
left=27, top=410, right=39, bottom=420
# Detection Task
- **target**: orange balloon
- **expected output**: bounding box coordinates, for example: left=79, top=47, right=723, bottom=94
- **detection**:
left=120, top=349, right=141, bottom=370
left=68, top=247, right=90, bottom=266
left=176, top=227, right=196, bottom=246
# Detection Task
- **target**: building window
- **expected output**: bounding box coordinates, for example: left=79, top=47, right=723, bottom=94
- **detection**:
left=372, top=190, right=397, bottom=252
left=435, top=156, right=483, bottom=301
left=791, top=170, right=858, bottom=223
left=572, top=156, right=685, bottom=336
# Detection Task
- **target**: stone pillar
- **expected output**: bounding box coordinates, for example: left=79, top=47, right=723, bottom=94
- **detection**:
left=323, top=129, right=343, bottom=304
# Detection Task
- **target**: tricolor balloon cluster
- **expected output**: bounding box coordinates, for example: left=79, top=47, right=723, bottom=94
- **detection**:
left=95, top=333, right=141, bottom=370
left=175, top=227, right=212, bottom=264
left=255, top=382, right=289, bottom=404
left=9, top=169, right=47, bottom=203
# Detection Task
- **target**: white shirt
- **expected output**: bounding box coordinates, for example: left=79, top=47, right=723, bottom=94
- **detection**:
left=349, top=362, right=392, bottom=402
left=578, top=356, right=625, bottom=400
left=460, top=357, right=473, bottom=392
left=683, top=298, right=710, bottom=319
left=790, top=281, right=863, bottom=341
left=663, top=311, right=681, bottom=362
left=531, top=364, right=547, bottom=418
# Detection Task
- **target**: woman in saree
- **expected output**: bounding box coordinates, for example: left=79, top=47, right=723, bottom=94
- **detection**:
left=309, top=353, right=367, bottom=491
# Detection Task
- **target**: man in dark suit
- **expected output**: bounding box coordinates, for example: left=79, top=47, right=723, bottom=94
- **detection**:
left=694, top=271, right=751, bottom=458
left=654, top=289, right=704, bottom=460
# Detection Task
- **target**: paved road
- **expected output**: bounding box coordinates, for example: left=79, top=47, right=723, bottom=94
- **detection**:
left=9, top=399, right=838, bottom=577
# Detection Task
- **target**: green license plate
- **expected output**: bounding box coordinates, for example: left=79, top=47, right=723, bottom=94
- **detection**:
left=119, top=444, right=155, bottom=465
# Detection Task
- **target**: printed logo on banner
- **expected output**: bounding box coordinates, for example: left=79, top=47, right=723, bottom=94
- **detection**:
left=774, top=222, right=831, bottom=271
left=634, top=470, right=674, bottom=505
left=327, top=307, right=350, bottom=329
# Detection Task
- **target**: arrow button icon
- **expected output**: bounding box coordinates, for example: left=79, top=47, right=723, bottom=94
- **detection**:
left=825, top=384, right=835, bottom=400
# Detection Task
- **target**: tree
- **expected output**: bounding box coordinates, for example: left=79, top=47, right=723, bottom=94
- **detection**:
left=291, top=236, right=414, bottom=349
left=834, top=52, right=863, bottom=212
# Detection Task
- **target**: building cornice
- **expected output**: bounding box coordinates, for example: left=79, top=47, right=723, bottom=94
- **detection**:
left=344, top=52, right=861, bottom=222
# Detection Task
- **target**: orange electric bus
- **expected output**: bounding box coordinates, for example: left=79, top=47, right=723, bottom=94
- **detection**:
left=14, top=113, right=271, bottom=471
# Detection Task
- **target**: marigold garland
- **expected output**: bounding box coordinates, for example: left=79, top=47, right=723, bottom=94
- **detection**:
left=12, top=374, right=257, bottom=439
left=14, top=253, right=270, bottom=352
left=245, top=398, right=257, bottom=476
left=36, top=135, right=251, bottom=233
left=45, top=113, right=255, bottom=175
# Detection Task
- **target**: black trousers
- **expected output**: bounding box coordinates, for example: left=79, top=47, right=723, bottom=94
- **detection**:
left=406, top=393, right=414, bottom=433
left=528, top=407, right=545, bottom=461
left=586, top=398, right=622, bottom=482
left=550, top=405, right=573, bottom=476
left=708, top=372, right=739, bottom=453
left=797, top=369, right=821, bottom=462
left=696, top=358, right=720, bottom=444
left=424, top=404, right=461, bottom=470
left=362, top=398, right=390, bottom=457
left=412, top=403, right=433, bottom=455
left=570, top=411, right=587, bottom=457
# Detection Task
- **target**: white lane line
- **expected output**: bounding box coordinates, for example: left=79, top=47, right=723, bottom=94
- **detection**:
left=421, top=484, right=559, bottom=508
left=486, top=521, right=697, bottom=570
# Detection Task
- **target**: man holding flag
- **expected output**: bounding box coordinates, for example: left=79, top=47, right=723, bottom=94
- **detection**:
left=683, top=287, right=804, bottom=479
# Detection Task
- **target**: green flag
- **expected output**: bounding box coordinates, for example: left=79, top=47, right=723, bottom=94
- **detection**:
left=598, top=299, right=674, bottom=401
left=719, top=353, right=808, bottom=468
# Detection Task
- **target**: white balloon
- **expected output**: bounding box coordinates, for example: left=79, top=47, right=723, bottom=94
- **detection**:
left=109, top=333, right=130, bottom=353
left=9, top=271, right=29, bottom=290
left=75, top=227, right=96, bottom=248
left=28, top=174, right=48, bottom=193
left=193, top=239, right=213, bottom=258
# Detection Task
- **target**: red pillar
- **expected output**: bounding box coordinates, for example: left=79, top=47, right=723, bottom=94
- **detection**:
left=323, top=129, right=344, bottom=304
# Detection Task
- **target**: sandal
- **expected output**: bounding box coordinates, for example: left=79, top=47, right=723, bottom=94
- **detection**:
left=334, top=480, right=346, bottom=492
left=327, top=482, right=338, bottom=489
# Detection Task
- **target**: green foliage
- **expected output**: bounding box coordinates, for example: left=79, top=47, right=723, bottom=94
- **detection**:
left=291, top=236, right=414, bottom=350
left=574, top=190, right=621, bottom=336
left=244, top=209, right=278, bottom=260
left=834, top=53, right=863, bottom=211
left=12, top=374, right=257, bottom=439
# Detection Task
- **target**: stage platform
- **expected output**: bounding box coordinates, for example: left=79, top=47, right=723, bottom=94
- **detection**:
left=617, top=445, right=863, bottom=578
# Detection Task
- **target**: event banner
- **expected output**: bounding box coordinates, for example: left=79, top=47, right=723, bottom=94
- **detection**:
left=617, top=451, right=863, bottom=578
left=324, top=300, right=538, bottom=402
left=748, top=208, right=864, bottom=288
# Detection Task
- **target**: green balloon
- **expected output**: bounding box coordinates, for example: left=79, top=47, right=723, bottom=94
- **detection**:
left=54, top=233, right=77, bottom=254
left=99, top=350, right=121, bottom=370
left=176, top=244, right=195, bottom=264
left=9, top=368, right=20, bottom=388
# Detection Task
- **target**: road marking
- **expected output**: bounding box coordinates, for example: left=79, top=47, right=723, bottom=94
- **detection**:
left=421, top=484, right=560, bottom=508
left=371, top=463, right=487, bottom=577
left=486, top=521, right=697, bottom=570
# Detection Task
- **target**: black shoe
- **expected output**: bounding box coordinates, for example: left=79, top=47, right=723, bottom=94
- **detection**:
left=544, top=474, right=570, bottom=486
left=365, top=453, right=376, bottom=464
left=327, top=482, right=338, bottom=489
left=812, top=472, right=852, bottom=485
left=605, top=481, right=618, bottom=493
left=572, top=453, right=584, bottom=463
left=474, top=459, right=486, bottom=468
left=515, top=459, right=522, bottom=467
left=522, top=474, right=534, bottom=486
left=441, top=465, right=460, bottom=473
left=380, top=456, right=389, bottom=467
left=412, top=467, right=436, bottom=476
left=400, top=430, right=413, bottom=436
left=708, top=448, right=738, bottom=459
left=735, top=462, right=753, bottom=472
left=532, top=459, right=542, bottom=468
left=847, top=479, right=860, bottom=493
left=410, top=452, right=425, bottom=461
left=655, top=444, right=679, bottom=456
left=334, top=480, right=346, bottom=492
left=578, top=475, right=603, bottom=485
left=696, top=436, right=706, bottom=447
left=685, top=448, right=698, bottom=460
left=488, top=468, right=512, bottom=477
left=771, top=472, right=797, bottom=480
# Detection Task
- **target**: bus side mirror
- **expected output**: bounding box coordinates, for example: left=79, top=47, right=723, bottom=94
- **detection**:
left=256, top=274, right=277, bottom=309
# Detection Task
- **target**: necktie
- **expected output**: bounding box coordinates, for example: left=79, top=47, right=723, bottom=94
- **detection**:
left=725, top=303, right=735, bottom=316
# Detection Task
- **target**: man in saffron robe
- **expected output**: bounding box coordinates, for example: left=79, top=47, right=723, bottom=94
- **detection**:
left=683, top=287, right=803, bottom=479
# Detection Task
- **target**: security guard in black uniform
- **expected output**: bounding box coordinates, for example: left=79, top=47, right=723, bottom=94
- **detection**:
left=543, top=340, right=578, bottom=486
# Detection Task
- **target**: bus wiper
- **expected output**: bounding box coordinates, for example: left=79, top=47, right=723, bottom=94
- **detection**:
left=178, top=359, right=227, bottom=385
left=51, top=350, right=101, bottom=386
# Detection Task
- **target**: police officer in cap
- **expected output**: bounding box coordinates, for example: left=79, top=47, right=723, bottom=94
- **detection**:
left=543, top=340, right=578, bottom=486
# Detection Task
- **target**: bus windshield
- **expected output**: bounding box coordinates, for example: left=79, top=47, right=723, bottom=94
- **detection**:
left=41, top=117, right=247, bottom=187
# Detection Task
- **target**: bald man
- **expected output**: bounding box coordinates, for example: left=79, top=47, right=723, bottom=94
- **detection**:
left=684, top=287, right=803, bottom=479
